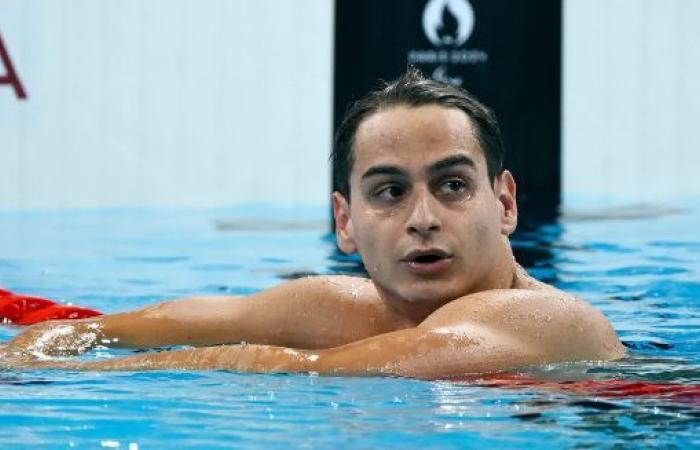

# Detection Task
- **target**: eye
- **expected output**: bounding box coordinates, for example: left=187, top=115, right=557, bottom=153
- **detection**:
left=436, top=178, right=470, bottom=198
left=373, top=184, right=405, bottom=202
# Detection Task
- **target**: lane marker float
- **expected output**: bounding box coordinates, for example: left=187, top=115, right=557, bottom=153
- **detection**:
left=448, top=373, right=700, bottom=404
left=0, top=288, right=102, bottom=325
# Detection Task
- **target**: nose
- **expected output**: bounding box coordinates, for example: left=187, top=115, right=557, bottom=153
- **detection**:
left=406, top=188, right=441, bottom=238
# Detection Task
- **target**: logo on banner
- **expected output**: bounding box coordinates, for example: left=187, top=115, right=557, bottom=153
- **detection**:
left=0, top=31, right=27, bottom=100
left=407, top=0, right=487, bottom=86
left=422, top=0, right=474, bottom=47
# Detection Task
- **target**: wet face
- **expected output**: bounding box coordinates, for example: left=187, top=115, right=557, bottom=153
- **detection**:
left=333, top=105, right=517, bottom=314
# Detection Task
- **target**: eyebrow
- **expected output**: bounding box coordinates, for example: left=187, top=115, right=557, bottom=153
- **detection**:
left=360, top=165, right=408, bottom=181
left=427, top=154, right=476, bottom=175
left=361, top=154, right=476, bottom=182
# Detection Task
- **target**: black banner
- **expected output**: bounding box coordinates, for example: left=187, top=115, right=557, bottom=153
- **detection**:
left=334, top=0, right=561, bottom=216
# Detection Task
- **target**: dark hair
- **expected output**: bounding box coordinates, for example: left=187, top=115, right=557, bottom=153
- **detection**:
left=332, top=68, right=505, bottom=199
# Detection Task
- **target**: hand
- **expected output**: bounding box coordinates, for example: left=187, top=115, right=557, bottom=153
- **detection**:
left=4, top=319, right=104, bottom=359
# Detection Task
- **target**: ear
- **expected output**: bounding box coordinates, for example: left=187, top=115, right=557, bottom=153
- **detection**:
left=332, top=192, right=358, bottom=254
left=495, top=170, right=518, bottom=235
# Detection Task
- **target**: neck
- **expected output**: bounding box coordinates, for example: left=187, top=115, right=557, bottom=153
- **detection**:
left=480, top=237, right=519, bottom=290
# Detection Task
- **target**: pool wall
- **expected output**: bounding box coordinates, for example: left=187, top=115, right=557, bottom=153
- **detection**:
left=0, top=0, right=698, bottom=210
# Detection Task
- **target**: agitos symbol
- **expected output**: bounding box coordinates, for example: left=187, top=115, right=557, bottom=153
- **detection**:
left=0, top=31, right=27, bottom=100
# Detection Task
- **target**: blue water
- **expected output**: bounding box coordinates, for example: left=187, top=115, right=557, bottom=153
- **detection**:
left=1, top=203, right=699, bottom=449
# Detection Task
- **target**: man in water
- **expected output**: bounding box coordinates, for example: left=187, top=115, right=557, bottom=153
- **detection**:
left=1, top=69, right=624, bottom=376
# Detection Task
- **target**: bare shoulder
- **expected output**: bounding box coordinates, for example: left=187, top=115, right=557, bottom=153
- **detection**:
left=420, top=281, right=625, bottom=361
left=272, top=274, right=381, bottom=305
left=264, top=274, right=404, bottom=331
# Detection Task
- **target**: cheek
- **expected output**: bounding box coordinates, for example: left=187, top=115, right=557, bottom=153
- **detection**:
left=350, top=212, right=398, bottom=271
left=354, top=221, right=387, bottom=258
left=457, top=203, right=500, bottom=246
left=476, top=221, right=496, bottom=247
left=348, top=210, right=376, bottom=256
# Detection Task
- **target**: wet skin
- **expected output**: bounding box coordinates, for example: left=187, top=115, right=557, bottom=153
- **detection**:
left=0, top=105, right=625, bottom=376
left=333, top=105, right=518, bottom=323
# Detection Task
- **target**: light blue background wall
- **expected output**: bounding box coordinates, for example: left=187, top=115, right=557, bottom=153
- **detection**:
left=563, top=0, right=700, bottom=206
left=0, top=1, right=333, bottom=209
left=1, top=0, right=698, bottom=210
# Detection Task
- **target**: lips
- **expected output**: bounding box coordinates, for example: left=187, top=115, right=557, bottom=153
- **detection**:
left=401, top=249, right=453, bottom=275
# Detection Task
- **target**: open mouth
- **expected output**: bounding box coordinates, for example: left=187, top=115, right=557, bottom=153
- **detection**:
left=402, top=249, right=453, bottom=274
left=411, top=254, right=447, bottom=264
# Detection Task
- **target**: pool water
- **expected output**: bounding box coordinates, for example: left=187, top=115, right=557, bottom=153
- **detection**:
left=1, top=203, right=699, bottom=449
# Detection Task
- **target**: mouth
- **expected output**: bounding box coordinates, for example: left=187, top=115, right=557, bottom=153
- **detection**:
left=401, top=249, right=454, bottom=274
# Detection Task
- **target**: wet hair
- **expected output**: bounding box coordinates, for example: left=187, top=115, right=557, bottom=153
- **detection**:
left=332, top=67, right=505, bottom=200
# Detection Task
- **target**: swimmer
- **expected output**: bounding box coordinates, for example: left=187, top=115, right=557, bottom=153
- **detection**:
left=0, top=69, right=625, bottom=377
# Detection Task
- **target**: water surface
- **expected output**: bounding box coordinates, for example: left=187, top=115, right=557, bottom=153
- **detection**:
left=1, top=204, right=698, bottom=449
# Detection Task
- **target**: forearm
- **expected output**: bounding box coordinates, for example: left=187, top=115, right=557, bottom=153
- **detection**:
left=6, top=295, right=246, bottom=357
left=97, top=296, right=245, bottom=349
left=16, top=328, right=482, bottom=377
left=18, top=343, right=318, bottom=373
left=5, top=277, right=399, bottom=358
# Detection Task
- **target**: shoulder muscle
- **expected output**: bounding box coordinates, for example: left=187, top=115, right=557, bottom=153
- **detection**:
left=419, top=289, right=625, bottom=361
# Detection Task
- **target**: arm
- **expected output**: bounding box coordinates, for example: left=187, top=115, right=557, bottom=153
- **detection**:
left=7, top=324, right=538, bottom=378
left=4, top=276, right=396, bottom=358
left=5, top=292, right=572, bottom=376
left=4, top=289, right=624, bottom=375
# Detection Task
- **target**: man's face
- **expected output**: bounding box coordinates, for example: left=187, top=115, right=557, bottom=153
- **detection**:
left=333, top=105, right=517, bottom=311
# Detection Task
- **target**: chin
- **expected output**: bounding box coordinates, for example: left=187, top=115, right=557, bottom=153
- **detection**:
left=400, top=284, right=461, bottom=305
left=375, top=273, right=468, bottom=307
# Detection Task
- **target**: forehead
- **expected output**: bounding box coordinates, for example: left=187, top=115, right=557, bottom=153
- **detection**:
left=351, top=104, right=484, bottom=177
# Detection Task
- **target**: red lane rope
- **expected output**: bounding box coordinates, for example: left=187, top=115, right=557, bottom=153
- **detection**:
left=0, top=288, right=102, bottom=325
left=448, top=373, right=700, bottom=404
